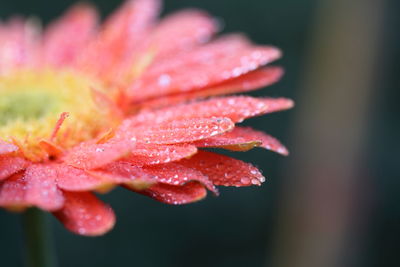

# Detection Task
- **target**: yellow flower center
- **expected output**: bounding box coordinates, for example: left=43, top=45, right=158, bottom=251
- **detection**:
left=0, top=69, right=114, bottom=160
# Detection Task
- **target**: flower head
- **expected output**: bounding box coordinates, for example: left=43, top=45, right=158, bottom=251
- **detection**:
left=0, top=0, right=293, bottom=236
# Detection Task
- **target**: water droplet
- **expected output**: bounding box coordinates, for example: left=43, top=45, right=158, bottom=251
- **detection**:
left=250, top=169, right=258, bottom=175
left=240, top=177, right=250, bottom=184
left=210, top=130, right=219, bottom=136
left=158, top=74, right=171, bottom=87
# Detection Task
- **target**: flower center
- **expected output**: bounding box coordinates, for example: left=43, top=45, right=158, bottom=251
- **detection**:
left=0, top=91, right=59, bottom=125
left=0, top=70, right=114, bottom=160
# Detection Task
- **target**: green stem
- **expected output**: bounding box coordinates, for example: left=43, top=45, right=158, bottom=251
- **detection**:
left=22, top=208, right=58, bottom=267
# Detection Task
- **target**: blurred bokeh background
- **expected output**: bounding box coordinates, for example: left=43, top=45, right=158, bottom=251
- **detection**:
left=0, top=0, right=399, bottom=266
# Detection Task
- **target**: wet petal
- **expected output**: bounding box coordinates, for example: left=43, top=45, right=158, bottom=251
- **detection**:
left=63, top=140, right=134, bottom=170
left=193, top=126, right=289, bottom=155
left=101, top=0, right=161, bottom=47
left=179, top=151, right=265, bottom=187
left=43, top=4, right=98, bottom=66
left=121, top=117, right=234, bottom=144
left=53, top=191, right=115, bottom=236
left=0, top=173, right=28, bottom=211
left=148, top=9, right=219, bottom=59
left=125, top=144, right=197, bottom=166
left=205, top=66, right=284, bottom=95
left=24, top=164, right=65, bottom=211
left=0, top=140, right=19, bottom=155
left=0, top=156, right=28, bottom=181
left=132, top=34, right=249, bottom=80
left=139, top=181, right=207, bottom=205
left=140, top=67, right=284, bottom=109
left=54, top=164, right=114, bottom=192
left=128, top=38, right=281, bottom=101
left=78, top=0, right=161, bottom=75
left=92, top=161, right=156, bottom=190
left=0, top=18, right=40, bottom=72
left=142, top=163, right=217, bottom=193
left=125, top=96, right=294, bottom=126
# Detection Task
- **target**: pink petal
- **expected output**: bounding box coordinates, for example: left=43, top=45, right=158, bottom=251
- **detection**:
left=179, top=151, right=265, bottom=187
left=206, top=66, right=284, bottom=95
left=125, top=96, right=294, bottom=126
left=0, top=156, right=28, bottom=181
left=78, top=0, right=160, bottom=76
left=137, top=34, right=251, bottom=79
left=125, top=144, right=197, bottom=166
left=193, top=126, right=289, bottom=155
left=24, top=164, right=65, bottom=211
left=0, top=18, right=40, bottom=72
left=262, top=97, right=295, bottom=113
left=122, top=117, right=234, bottom=145
left=63, top=140, right=135, bottom=170
left=42, top=4, right=98, bottom=66
left=92, top=162, right=156, bottom=190
left=53, top=191, right=115, bottom=236
left=142, top=163, right=217, bottom=193
left=0, top=173, right=28, bottom=211
left=53, top=164, right=114, bottom=192
left=101, top=0, right=161, bottom=46
left=139, top=67, right=284, bottom=109
left=128, top=37, right=281, bottom=101
left=148, top=9, right=219, bottom=59
left=0, top=140, right=19, bottom=155
left=139, top=181, right=207, bottom=205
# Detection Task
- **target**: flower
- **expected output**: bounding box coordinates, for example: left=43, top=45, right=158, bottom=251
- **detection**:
left=0, top=0, right=293, bottom=236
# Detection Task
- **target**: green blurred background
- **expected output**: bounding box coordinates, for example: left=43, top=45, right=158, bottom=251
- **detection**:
left=0, top=0, right=399, bottom=266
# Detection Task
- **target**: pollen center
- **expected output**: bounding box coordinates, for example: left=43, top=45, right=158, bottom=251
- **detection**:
left=0, top=91, right=59, bottom=125
left=0, top=70, right=114, bottom=160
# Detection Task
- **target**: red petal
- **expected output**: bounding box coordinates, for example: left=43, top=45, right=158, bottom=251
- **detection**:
left=0, top=173, right=28, bottom=211
left=63, top=140, right=134, bottom=170
left=142, top=163, right=217, bottom=193
left=179, top=151, right=265, bottom=187
left=43, top=4, right=98, bottom=66
left=120, top=117, right=234, bottom=144
left=54, top=164, right=114, bottom=192
left=24, top=164, right=65, bottom=211
left=53, top=191, right=115, bottom=236
left=139, top=181, right=207, bottom=205
left=193, top=126, right=289, bottom=155
left=0, top=140, right=19, bottom=155
left=140, top=67, right=284, bottom=109
left=128, top=37, right=281, bottom=101
left=0, top=156, right=28, bottom=181
left=126, top=144, right=197, bottom=166
left=126, top=96, right=294, bottom=126
left=148, top=10, right=218, bottom=59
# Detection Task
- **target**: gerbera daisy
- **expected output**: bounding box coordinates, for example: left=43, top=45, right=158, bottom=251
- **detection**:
left=0, top=0, right=293, bottom=236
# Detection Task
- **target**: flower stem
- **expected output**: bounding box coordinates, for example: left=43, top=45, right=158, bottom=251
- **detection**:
left=22, top=208, right=58, bottom=267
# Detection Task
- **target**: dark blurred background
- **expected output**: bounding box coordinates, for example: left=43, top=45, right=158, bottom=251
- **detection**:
left=0, top=0, right=399, bottom=266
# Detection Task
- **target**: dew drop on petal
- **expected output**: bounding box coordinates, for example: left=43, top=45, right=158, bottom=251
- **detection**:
left=240, top=177, right=250, bottom=185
